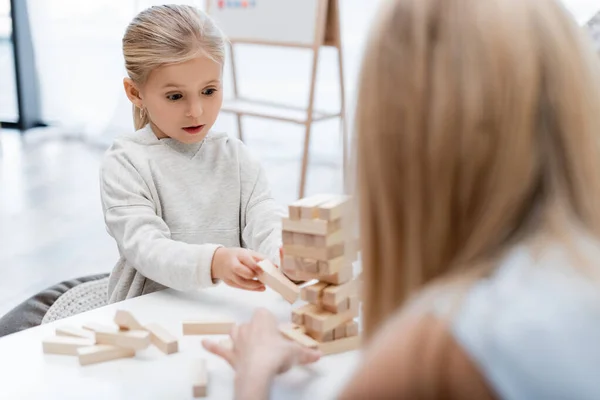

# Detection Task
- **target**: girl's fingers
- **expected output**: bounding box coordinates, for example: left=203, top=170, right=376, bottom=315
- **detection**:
left=233, top=262, right=256, bottom=279
left=202, top=339, right=236, bottom=368
left=231, top=274, right=265, bottom=291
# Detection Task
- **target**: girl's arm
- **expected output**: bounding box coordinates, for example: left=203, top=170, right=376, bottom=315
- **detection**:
left=237, top=144, right=285, bottom=266
left=100, top=150, right=221, bottom=290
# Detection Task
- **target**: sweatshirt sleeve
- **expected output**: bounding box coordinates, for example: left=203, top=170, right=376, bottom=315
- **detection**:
left=100, top=149, right=221, bottom=291
left=238, top=144, right=285, bottom=266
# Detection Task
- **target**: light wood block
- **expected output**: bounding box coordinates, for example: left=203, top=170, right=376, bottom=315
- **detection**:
left=322, top=296, right=350, bottom=313
left=55, top=325, right=95, bottom=341
left=313, top=230, right=345, bottom=248
left=317, top=256, right=348, bottom=275
left=145, top=323, right=178, bottom=354
left=306, top=328, right=334, bottom=342
left=318, top=335, right=361, bottom=355
left=282, top=231, right=294, bottom=245
left=182, top=321, right=235, bottom=335
left=291, top=303, right=316, bottom=325
left=279, top=326, right=320, bottom=348
left=301, top=281, right=329, bottom=304
left=82, top=322, right=119, bottom=333
left=323, top=279, right=358, bottom=306
left=318, top=263, right=354, bottom=285
left=283, top=255, right=318, bottom=273
left=345, top=320, right=359, bottom=337
left=299, top=194, right=336, bottom=220
left=317, top=196, right=351, bottom=221
left=282, top=217, right=341, bottom=236
left=303, top=302, right=359, bottom=333
left=288, top=194, right=332, bottom=221
left=114, top=310, right=145, bottom=331
left=334, top=324, right=346, bottom=340
left=257, top=259, right=300, bottom=304
left=78, top=344, right=135, bottom=366
left=95, top=330, right=151, bottom=351
left=42, top=336, right=95, bottom=356
left=282, top=243, right=344, bottom=261
left=192, top=359, right=208, bottom=397
left=292, top=232, right=306, bottom=246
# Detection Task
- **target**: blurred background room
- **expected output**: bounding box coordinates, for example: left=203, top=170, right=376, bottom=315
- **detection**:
left=0, top=0, right=598, bottom=319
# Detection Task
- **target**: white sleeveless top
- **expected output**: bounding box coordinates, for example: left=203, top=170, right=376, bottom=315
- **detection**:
left=451, top=243, right=600, bottom=400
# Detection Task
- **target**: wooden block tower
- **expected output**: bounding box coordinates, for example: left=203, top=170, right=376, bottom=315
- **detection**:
left=281, top=194, right=361, bottom=355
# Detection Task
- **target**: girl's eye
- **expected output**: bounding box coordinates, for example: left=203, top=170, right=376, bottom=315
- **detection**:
left=203, top=88, right=217, bottom=96
left=167, top=93, right=183, bottom=101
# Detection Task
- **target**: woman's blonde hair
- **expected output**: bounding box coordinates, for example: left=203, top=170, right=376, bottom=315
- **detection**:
left=355, top=0, right=600, bottom=340
left=122, top=5, right=226, bottom=130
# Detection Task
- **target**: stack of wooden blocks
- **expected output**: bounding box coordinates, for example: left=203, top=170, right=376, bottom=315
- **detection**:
left=280, top=194, right=361, bottom=355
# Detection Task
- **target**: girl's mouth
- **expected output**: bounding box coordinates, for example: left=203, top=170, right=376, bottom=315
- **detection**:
left=183, top=125, right=205, bottom=134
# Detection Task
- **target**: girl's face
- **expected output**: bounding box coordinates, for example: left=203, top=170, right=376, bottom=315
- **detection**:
left=131, top=55, right=223, bottom=144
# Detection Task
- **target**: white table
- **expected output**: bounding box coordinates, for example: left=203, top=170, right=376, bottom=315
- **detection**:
left=0, top=286, right=360, bottom=399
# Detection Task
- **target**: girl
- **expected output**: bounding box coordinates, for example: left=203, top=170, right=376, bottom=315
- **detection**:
left=203, top=0, right=600, bottom=398
left=100, top=5, right=283, bottom=303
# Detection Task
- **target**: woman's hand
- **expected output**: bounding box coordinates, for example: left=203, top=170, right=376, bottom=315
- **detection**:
left=202, top=308, right=322, bottom=375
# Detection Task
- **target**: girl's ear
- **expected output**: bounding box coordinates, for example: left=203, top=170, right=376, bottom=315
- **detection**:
left=123, top=78, right=143, bottom=108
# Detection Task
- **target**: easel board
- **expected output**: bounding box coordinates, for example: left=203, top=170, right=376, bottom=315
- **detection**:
left=206, top=0, right=322, bottom=47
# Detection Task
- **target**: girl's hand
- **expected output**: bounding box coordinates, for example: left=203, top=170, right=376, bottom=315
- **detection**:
left=202, top=308, right=322, bottom=375
left=211, top=247, right=266, bottom=291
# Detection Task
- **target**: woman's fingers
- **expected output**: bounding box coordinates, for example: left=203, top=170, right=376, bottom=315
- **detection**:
left=202, top=339, right=236, bottom=368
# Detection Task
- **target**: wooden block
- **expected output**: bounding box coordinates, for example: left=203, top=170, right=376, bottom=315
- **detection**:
left=306, top=328, right=334, bottom=342
left=299, top=194, right=335, bottom=220
left=42, top=336, right=95, bottom=356
left=317, top=196, right=351, bottom=221
left=291, top=303, right=316, bottom=325
left=289, top=194, right=332, bottom=221
left=323, top=279, right=358, bottom=307
left=279, top=326, right=320, bottom=348
left=318, top=263, right=354, bottom=285
left=302, top=234, right=315, bottom=247
left=303, top=301, right=359, bottom=333
left=95, top=330, right=151, bottom=351
left=348, top=296, right=360, bottom=313
left=55, top=325, right=96, bottom=341
left=292, top=232, right=306, bottom=246
left=334, top=325, right=346, bottom=340
left=282, top=231, right=294, bottom=245
left=318, top=335, right=361, bottom=356
left=78, top=344, right=135, bottom=366
left=313, top=230, right=345, bottom=248
left=282, top=243, right=344, bottom=261
left=82, top=322, right=119, bottom=333
left=145, top=323, right=178, bottom=354
left=193, top=359, right=208, bottom=398
left=257, top=259, right=300, bottom=304
left=322, top=296, right=350, bottom=313
left=345, top=320, right=359, bottom=337
left=182, top=321, right=235, bottom=335
left=114, top=310, right=145, bottom=331
left=282, top=218, right=341, bottom=236
left=283, top=255, right=317, bottom=272
left=318, top=256, right=348, bottom=275
left=301, top=281, right=329, bottom=304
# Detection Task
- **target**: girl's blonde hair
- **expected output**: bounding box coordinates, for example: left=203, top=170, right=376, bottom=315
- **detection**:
left=355, top=0, right=600, bottom=340
left=122, top=5, right=226, bottom=130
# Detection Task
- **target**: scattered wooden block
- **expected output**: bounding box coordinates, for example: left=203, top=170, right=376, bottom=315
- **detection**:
left=317, top=196, right=351, bottom=221
left=95, top=330, right=151, bottom=351
left=145, top=323, right=178, bottom=354
left=256, top=259, right=300, bottom=304
left=42, top=336, right=95, bottom=356
left=282, top=218, right=341, bottom=236
left=55, top=325, right=96, bottom=341
left=78, top=344, right=135, bottom=366
left=114, top=310, right=145, bottom=331
left=279, top=325, right=319, bottom=348
left=192, top=359, right=208, bottom=398
left=303, top=301, right=359, bottom=333
left=182, top=321, right=235, bottom=335
left=318, top=335, right=361, bottom=355
left=282, top=243, right=344, bottom=261
left=82, top=322, right=118, bottom=333
left=323, top=279, right=358, bottom=306
left=345, top=320, right=359, bottom=337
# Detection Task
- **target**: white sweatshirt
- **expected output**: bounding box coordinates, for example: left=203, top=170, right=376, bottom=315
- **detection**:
left=99, top=124, right=284, bottom=303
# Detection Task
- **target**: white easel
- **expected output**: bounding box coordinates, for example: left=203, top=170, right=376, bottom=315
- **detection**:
left=206, top=0, right=347, bottom=199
